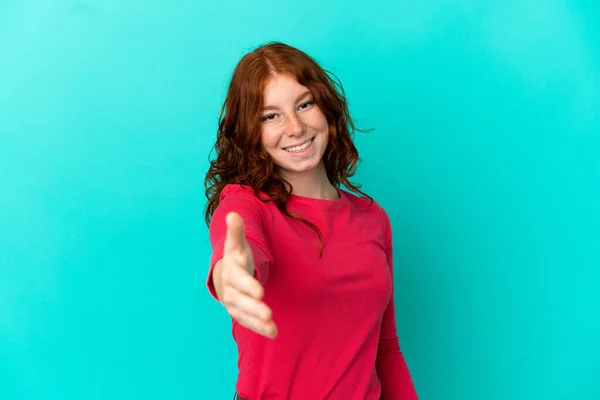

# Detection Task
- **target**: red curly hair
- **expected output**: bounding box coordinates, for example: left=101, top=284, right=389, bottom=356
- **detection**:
left=204, top=42, right=372, bottom=253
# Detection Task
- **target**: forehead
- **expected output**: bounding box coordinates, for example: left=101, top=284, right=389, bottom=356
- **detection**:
left=263, top=75, right=310, bottom=103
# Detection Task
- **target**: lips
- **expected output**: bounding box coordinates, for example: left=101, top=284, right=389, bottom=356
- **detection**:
left=283, top=138, right=313, bottom=151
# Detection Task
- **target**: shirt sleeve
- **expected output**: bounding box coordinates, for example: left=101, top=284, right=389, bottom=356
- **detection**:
left=376, top=207, right=419, bottom=400
left=206, top=185, right=274, bottom=301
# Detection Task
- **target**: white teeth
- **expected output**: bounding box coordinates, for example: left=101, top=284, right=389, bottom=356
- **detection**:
left=285, top=138, right=312, bottom=152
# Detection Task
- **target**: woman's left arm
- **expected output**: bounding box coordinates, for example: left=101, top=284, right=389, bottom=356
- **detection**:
left=376, top=208, right=418, bottom=400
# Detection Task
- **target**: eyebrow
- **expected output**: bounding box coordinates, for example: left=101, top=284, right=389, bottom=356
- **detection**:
left=261, top=90, right=312, bottom=111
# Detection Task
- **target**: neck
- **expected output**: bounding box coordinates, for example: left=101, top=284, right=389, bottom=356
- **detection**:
left=279, top=162, right=339, bottom=200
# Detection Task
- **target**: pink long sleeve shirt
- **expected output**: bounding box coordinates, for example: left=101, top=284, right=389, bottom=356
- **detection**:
left=207, top=184, right=418, bottom=400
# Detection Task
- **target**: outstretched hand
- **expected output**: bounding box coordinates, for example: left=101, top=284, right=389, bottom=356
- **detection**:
left=212, top=212, right=278, bottom=339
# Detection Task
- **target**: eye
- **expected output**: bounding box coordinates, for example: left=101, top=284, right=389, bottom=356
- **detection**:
left=261, top=113, right=277, bottom=122
left=298, top=100, right=315, bottom=110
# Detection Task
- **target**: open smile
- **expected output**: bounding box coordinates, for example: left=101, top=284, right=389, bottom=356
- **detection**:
left=283, top=138, right=314, bottom=153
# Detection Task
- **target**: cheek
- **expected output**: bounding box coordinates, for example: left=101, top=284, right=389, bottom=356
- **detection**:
left=261, top=128, right=281, bottom=151
left=310, top=109, right=329, bottom=133
left=314, top=116, right=329, bottom=140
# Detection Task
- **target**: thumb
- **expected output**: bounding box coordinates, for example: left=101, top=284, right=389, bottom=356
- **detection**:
left=224, top=212, right=247, bottom=256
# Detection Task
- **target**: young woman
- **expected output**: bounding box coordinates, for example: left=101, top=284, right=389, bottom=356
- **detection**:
left=204, top=42, right=418, bottom=400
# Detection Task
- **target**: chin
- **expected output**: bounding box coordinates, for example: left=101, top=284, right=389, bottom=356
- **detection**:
left=279, top=159, right=323, bottom=174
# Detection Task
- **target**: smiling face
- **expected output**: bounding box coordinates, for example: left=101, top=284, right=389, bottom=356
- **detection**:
left=259, top=74, right=329, bottom=178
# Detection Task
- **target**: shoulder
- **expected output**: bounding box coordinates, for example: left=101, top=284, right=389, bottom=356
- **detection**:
left=214, top=184, right=273, bottom=224
left=341, top=189, right=387, bottom=215
left=209, top=185, right=273, bottom=246
left=210, top=184, right=272, bottom=234
left=341, top=188, right=392, bottom=233
left=220, top=183, right=259, bottom=200
left=218, top=184, right=270, bottom=205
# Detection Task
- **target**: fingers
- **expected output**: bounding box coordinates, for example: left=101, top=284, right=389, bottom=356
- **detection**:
left=224, top=212, right=247, bottom=256
left=233, top=313, right=278, bottom=339
left=230, top=292, right=273, bottom=321
left=220, top=265, right=277, bottom=339
left=224, top=266, right=265, bottom=300
left=221, top=281, right=277, bottom=339
left=228, top=295, right=277, bottom=339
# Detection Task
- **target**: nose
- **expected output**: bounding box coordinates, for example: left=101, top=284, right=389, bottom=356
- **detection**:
left=285, top=114, right=305, bottom=136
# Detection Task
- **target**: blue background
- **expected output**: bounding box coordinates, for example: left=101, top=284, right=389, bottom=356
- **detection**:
left=1, top=1, right=599, bottom=399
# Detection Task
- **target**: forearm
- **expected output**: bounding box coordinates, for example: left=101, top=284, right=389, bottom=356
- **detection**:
left=210, top=258, right=225, bottom=301
left=376, top=342, right=418, bottom=400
